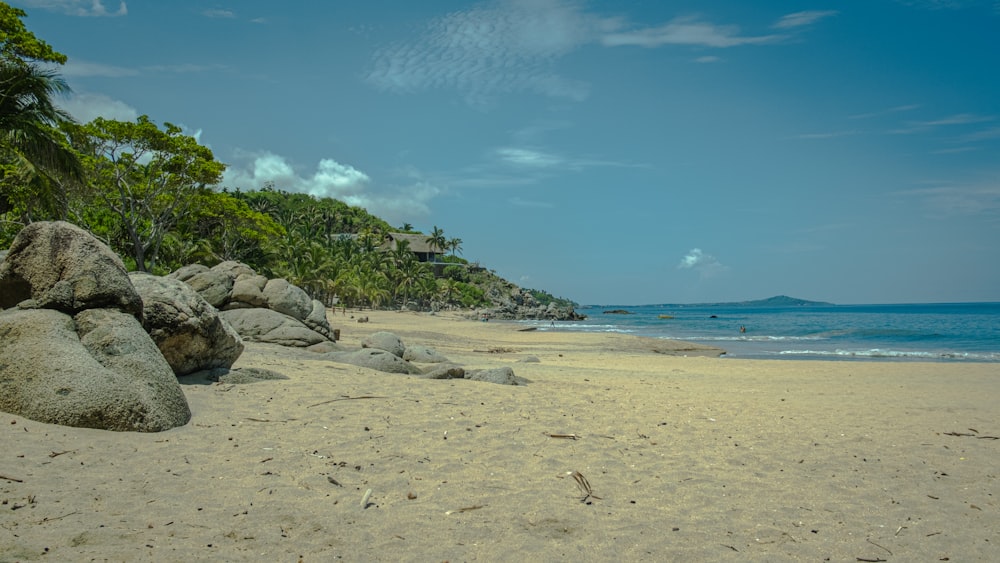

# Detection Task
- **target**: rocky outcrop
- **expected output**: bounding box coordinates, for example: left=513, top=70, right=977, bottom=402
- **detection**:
left=471, top=281, right=585, bottom=321
left=332, top=330, right=520, bottom=385
left=130, top=272, right=244, bottom=376
left=0, top=221, right=191, bottom=431
left=170, top=262, right=336, bottom=346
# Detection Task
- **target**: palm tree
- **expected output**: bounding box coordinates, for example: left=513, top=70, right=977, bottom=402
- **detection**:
left=426, top=225, right=446, bottom=261
left=0, top=62, right=82, bottom=220
left=447, top=237, right=463, bottom=257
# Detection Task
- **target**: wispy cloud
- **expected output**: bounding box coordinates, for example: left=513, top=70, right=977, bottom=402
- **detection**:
left=367, top=2, right=829, bottom=105
left=678, top=248, right=729, bottom=278
left=793, top=130, right=860, bottom=140
left=496, top=147, right=563, bottom=168
left=890, top=113, right=995, bottom=134
left=849, top=104, right=921, bottom=120
left=60, top=59, right=224, bottom=78
left=903, top=181, right=1000, bottom=216
left=772, top=10, right=838, bottom=29
left=366, top=0, right=604, bottom=103
left=203, top=9, right=235, bottom=19
left=60, top=59, right=138, bottom=78
left=18, top=0, right=127, bottom=16
left=603, top=16, right=782, bottom=48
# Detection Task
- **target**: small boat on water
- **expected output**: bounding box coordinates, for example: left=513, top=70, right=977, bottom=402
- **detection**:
left=658, top=314, right=674, bottom=319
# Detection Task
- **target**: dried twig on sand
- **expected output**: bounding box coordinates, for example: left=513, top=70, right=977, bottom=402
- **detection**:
left=569, top=471, right=601, bottom=502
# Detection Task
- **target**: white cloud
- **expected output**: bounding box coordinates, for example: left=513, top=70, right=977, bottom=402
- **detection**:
left=59, top=92, right=139, bottom=123
left=678, top=248, right=728, bottom=277
left=602, top=16, right=782, bottom=48
left=496, top=147, right=563, bottom=167
left=772, top=11, right=838, bottom=29
left=18, top=0, right=126, bottom=16
left=60, top=59, right=137, bottom=78
left=222, top=152, right=439, bottom=224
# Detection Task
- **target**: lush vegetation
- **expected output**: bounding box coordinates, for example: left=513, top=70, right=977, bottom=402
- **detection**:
left=0, top=3, right=575, bottom=312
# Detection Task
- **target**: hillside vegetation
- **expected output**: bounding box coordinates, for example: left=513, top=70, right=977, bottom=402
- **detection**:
left=0, top=4, right=575, bottom=316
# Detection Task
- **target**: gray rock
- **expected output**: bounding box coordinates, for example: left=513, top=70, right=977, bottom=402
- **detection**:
left=220, top=307, right=329, bottom=347
left=191, top=367, right=289, bottom=384
left=168, top=263, right=209, bottom=283
left=420, top=364, right=466, bottom=379
left=0, top=307, right=191, bottom=432
left=361, top=331, right=406, bottom=358
left=230, top=274, right=268, bottom=307
left=184, top=268, right=234, bottom=308
left=326, top=349, right=420, bottom=374
left=130, top=272, right=244, bottom=376
left=262, top=278, right=313, bottom=321
left=403, top=345, right=449, bottom=363
left=466, top=366, right=519, bottom=385
left=0, top=221, right=142, bottom=317
left=303, top=299, right=333, bottom=339
left=211, top=261, right=256, bottom=279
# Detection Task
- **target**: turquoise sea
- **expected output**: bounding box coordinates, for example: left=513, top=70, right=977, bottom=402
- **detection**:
left=520, top=302, right=1000, bottom=362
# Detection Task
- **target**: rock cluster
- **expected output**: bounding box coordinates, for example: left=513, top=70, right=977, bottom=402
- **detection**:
left=170, top=262, right=335, bottom=347
left=474, top=282, right=584, bottom=321
left=0, top=222, right=524, bottom=433
left=327, top=330, right=522, bottom=385
left=0, top=222, right=192, bottom=432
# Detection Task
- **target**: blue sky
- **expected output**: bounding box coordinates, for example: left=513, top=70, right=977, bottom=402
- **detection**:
left=12, top=0, right=1000, bottom=305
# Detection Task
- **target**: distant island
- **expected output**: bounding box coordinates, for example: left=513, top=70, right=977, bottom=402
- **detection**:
left=682, top=295, right=834, bottom=308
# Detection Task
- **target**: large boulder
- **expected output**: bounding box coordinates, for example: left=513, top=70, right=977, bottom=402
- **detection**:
left=262, top=278, right=313, bottom=321
left=326, top=349, right=420, bottom=375
left=361, top=331, right=406, bottom=358
left=220, top=308, right=329, bottom=347
left=0, top=221, right=142, bottom=317
left=130, top=272, right=244, bottom=376
left=182, top=268, right=233, bottom=308
left=0, top=307, right=191, bottom=432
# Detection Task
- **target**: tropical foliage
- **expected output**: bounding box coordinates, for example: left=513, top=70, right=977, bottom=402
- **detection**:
left=0, top=2, right=576, bottom=312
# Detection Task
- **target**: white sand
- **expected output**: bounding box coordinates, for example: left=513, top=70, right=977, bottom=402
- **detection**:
left=2, top=310, right=997, bottom=561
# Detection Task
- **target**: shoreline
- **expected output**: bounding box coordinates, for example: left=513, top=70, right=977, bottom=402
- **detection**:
left=2, top=309, right=997, bottom=561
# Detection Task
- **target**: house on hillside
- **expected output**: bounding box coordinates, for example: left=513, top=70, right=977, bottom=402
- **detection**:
left=383, top=233, right=442, bottom=263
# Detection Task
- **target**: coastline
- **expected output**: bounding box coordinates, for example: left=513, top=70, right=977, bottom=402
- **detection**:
left=2, top=310, right=997, bottom=561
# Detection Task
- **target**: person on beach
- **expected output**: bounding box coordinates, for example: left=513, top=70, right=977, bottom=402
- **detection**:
left=740, top=325, right=746, bottom=334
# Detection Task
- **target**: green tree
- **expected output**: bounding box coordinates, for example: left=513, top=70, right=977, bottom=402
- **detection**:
left=0, top=3, right=66, bottom=65
left=426, top=225, right=446, bottom=261
left=67, top=116, right=225, bottom=272
left=447, top=236, right=463, bottom=257
left=0, top=3, right=81, bottom=226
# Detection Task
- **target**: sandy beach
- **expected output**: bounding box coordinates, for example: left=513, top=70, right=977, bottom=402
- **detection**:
left=1, top=309, right=997, bottom=561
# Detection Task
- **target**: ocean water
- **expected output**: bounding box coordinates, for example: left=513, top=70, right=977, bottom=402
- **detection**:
left=520, top=302, right=1000, bottom=362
